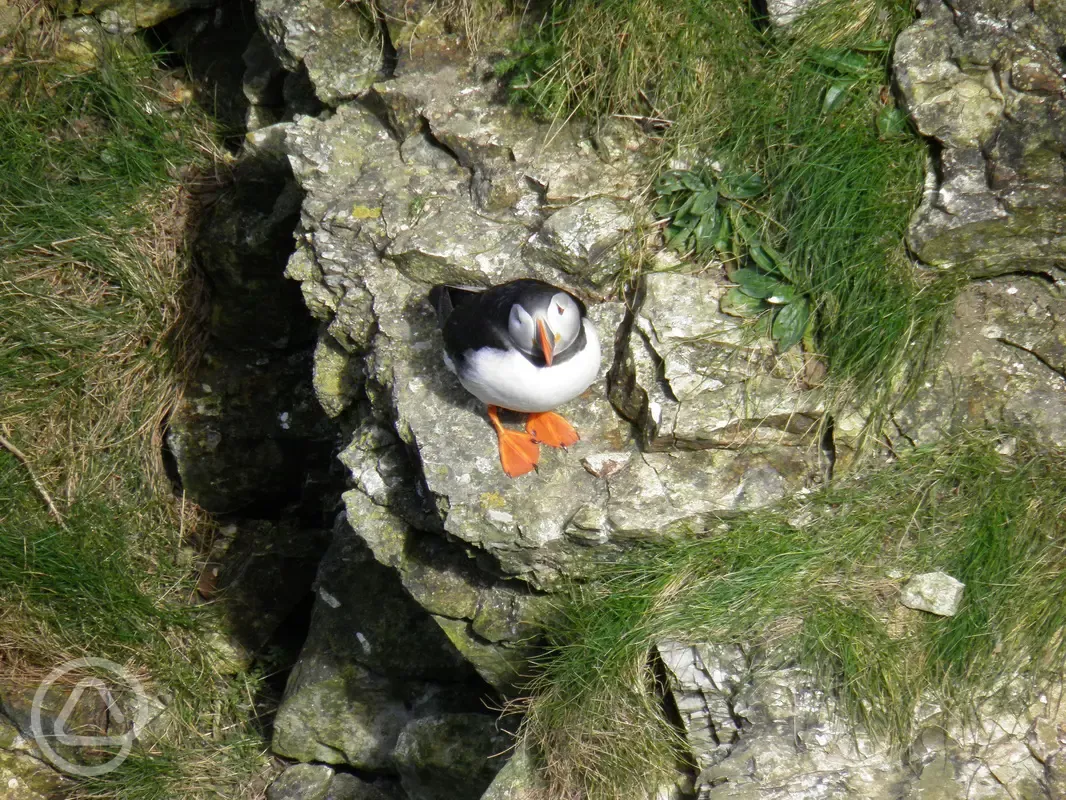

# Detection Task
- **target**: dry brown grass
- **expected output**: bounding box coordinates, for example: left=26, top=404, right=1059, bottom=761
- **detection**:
left=0, top=180, right=211, bottom=502
left=0, top=28, right=271, bottom=798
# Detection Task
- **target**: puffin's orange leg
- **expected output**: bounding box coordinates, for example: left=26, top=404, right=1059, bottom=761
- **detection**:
left=487, top=405, right=540, bottom=478
left=526, top=411, right=579, bottom=448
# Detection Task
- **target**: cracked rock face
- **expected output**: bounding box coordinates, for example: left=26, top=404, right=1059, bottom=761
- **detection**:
left=270, top=515, right=502, bottom=786
left=895, top=0, right=1066, bottom=277
left=893, top=276, right=1066, bottom=447
left=609, top=272, right=854, bottom=459
left=256, top=0, right=383, bottom=105
left=660, top=641, right=1064, bottom=799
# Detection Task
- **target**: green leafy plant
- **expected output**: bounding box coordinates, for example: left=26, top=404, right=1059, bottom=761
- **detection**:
left=809, top=42, right=910, bottom=137
left=724, top=264, right=812, bottom=353
left=653, top=168, right=812, bottom=352
left=809, top=44, right=879, bottom=113
left=652, top=168, right=765, bottom=256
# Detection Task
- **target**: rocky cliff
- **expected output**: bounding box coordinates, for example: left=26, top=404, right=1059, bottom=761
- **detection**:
left=249, top=0, right=1066, bottom=796
left=4, top=0, right=1063, bottom=797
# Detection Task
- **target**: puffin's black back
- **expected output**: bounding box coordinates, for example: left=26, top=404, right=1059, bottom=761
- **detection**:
left=429, top=285, right=479, bottom=328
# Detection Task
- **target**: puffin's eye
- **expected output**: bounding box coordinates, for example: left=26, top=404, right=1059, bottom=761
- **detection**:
left=556, top=304, right=565, bottom=314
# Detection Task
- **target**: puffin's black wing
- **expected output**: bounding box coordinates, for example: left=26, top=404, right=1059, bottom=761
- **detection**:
left=430, top=285, right=481, bottom=328
left=430, top=284, right=514, bottom=364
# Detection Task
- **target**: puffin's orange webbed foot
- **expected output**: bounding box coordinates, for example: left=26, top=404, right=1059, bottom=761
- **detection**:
left=487, top=405, right=540, bottom=478
left=526, top=411, right=579, bottom=448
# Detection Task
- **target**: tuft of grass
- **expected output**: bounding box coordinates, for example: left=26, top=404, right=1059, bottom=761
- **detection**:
left=498, top=0, right=962, bottom=413
left=0, top=31, right=268, bottom=800
left=517, top=432, right=1066, bottom=799
left=434, top=0, right=520, bottom=50
left=67, top=715, right=271, bottom=800
left=0, top=464, right=192, bottom=649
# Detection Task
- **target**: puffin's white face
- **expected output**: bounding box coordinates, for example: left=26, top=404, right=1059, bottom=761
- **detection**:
left=507, top=292, right=583, bottom=365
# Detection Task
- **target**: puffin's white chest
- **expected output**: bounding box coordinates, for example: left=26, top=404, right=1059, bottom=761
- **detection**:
left=449, top=320, right=601, bottom=413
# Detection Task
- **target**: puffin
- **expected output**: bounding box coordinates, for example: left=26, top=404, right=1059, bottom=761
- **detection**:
left=430, top=279, right=601, bottom=477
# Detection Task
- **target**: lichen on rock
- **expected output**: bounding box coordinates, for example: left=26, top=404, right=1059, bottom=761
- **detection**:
left=893, top=276, right=1066, bottom=447
left=56, top=0, right=215, bottom=33
left=0, top=713, right=65, bottom=800
left=660, top=640, right=1064, bottom=799
left=895, top=0, right=1066, bottom=277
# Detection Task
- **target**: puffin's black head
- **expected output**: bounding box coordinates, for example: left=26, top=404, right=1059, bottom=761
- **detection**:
left=505, top=281, right=586, bottom=367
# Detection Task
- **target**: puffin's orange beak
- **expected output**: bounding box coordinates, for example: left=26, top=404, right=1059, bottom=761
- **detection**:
left=537, top=319, right=554, bottom=367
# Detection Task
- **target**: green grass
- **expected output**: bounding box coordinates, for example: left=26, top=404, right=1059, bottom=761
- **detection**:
left=0, top=466, right=191, bottom=649
left=498, top=0, right=962, bottom=413
left=517, top=432, right=1066, bottom=799
left=0, top=33, right=269, bottom=800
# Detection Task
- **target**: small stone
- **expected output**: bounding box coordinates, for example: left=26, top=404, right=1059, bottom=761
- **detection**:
left=581, top=452, right=631, bottom=478
left=767, top=0, right=821, bottom=27
left=392, top=713, right=508, bottom=800
left=318, top=587, right=341, bottom=608
left=268, top=763, right=334, bottom=800
left=900, top=571, right=965, bottom=617
left=995, top=436, right=1017, bottom=457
